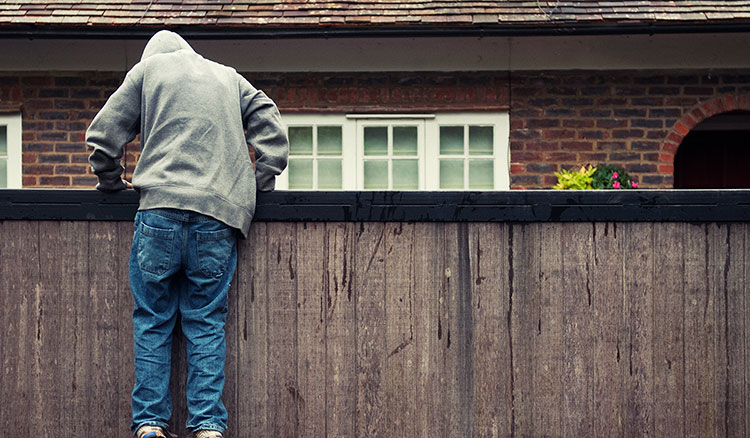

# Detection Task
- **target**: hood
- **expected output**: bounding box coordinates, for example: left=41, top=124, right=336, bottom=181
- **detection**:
left=141, top=30, right=195, bottom=61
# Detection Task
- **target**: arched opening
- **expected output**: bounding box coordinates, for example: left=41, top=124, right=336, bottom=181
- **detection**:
left=674, top=110, right=750, bottom=188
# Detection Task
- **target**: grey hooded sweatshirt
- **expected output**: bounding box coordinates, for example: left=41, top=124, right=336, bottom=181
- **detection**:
left=87, top=30, right=289, bottom=238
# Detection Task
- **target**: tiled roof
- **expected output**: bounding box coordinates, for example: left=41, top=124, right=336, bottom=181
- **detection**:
left=1, top=1, right=750, bottom=33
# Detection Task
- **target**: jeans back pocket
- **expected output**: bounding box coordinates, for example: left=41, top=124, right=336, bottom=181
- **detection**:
left=137, top=222, right=175, bottom=276
left=196, top=227, right=235, bottom=278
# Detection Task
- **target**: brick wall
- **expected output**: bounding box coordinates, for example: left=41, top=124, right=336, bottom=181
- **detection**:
left=509, top=70, right=750, bottom=189
left=2, top=69, right=749, bottom=189
left=0, top=73, right=124, bottom=187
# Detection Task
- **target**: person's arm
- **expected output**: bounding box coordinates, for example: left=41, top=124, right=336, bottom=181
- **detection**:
left=86, top=73, right=141, bottom=192
left=240, top=76, right=289, bottom=191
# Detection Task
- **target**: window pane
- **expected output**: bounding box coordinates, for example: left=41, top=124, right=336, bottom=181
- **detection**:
left=317, top=126, right=342, bottom=156
left=0, top=159, right=6, bottom=188
left=0, top=125, right=7, bottom=156
left=393, top=126, right=418, bottom=156
left=440, top=126, right=464, bottom=155
left=469, top=126, right=493, bottom=155
left=289, top=126, right=313, bottom=155
left=469, top=160, right=494, bottom=189
left=288, top=158, right=313, bottom=189
left=364, top=160, right=388, bottom=189
left=440, top=160, right=464, bottom=189
left=392, top=159, right=418, bottom=190
left=364, top=126, right=388, bottom=156
left=318, top=159, right=342, bottom=189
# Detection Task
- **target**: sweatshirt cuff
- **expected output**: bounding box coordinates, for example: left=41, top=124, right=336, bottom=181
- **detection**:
left=256, top=172, right=276, bottom=192
left=96, top=178, right=127, bottom=193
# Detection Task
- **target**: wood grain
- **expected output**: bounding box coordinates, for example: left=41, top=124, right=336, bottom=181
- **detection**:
left=1, top=220, right=749, bottom=438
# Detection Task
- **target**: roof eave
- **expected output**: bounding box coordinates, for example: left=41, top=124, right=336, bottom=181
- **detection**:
left=2, top=21, right=750, bottom=40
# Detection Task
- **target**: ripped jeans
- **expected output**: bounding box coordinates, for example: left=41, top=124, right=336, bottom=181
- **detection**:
left=129, top=208, right=237, bottom=434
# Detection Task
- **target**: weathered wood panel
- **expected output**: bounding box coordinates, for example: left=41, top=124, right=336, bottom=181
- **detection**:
left=652, top=222, right=686, bottom=438
left=1, top=220, right=749, bottom=438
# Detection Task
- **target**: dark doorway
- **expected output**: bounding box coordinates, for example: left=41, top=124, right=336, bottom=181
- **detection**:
left=674, top=111, right=750, bottom=189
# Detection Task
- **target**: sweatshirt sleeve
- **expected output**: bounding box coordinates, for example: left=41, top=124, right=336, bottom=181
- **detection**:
left=86, top=73, right=141, bottom=192
left=239, top=76, right=289, bottom=191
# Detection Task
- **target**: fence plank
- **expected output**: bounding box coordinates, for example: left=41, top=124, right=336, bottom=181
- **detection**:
left=88, top=222, right=123, bottom=435
left=592, top=222, right=625, bottom=438
left=117, top=221, right=135, bottom=435
left=413, top=222, right=445, bottom=438
left=0, top=221, right=9, bottom=431
left=622, top=223, right=655, bottom=437
left=297, top=222, right=327, bottom=438
left=267, top=222, right=299, bottom=437
left=745, top=224, right=750, bottom=438
left=652, top=222, right=686, bottom=438
left=11, top=222, right=39, bottom=436
left=561, top=223, right=594, bottom=438
left=355, top=222, right=387, bottom=437
left=443, top=223, right=474, bottom=437
left=224, top=249, right=239, bottom=437
left=684, top=223, right=715, bottom=438
left=35, top=222, right=64, bottom=435
left=711, top=223, right=747, bottom=438
left=470, top=222, right=511, bottom=437
left=325, top=222, right=356, bottom=438
left=384, top=222, right=417, bottom=438
left=534, top=223, right=564, bottom=437
left=236, top=222, right=269, bottom=437
left=509, top=223, right=535, bottom=437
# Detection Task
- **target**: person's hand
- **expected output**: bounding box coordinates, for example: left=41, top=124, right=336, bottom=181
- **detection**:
left=123, top=179, right=133, bottom=189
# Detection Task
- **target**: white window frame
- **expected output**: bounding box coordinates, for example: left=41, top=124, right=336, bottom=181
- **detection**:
left=356, top=118, right=426, bottom=190
left=0, top=113, right=22, bottom=189
left=428, top=113, right=510, bottom=191
left=278, top=112, right=509, bottom=191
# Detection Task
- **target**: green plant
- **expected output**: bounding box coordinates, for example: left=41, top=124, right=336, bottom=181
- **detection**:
left=554, top=164, right=639, bottom=190
left=591, top=164, right=638, bottom=189
left=553, top=165, right=596, bottom=190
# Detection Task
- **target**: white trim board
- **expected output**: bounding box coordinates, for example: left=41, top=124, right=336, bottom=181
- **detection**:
left=1, top=33, right=750, bottom=72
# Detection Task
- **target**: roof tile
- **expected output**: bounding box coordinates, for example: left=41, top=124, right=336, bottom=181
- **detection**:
left=0, top=0, right=748, bottom=32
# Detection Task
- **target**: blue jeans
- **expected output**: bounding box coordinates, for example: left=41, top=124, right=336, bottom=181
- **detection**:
left=129, top=208, right=237, bottom=434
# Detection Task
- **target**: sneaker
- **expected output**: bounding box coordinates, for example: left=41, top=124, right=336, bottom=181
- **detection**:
left=135, top=425, right=169, bottom=438
left=192, top=430, right=223, bottom=438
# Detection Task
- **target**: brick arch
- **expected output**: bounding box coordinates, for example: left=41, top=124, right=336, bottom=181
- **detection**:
left=661, top=94, right=750, bottom=171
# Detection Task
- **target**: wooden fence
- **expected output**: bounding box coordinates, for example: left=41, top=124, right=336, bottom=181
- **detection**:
left=0, top=219, right=747, bottom=437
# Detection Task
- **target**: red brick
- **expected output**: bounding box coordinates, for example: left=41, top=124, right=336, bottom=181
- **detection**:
left=511, top=151, right=544, bottom=161
left=662, top=142, right=679, bottom=154
left=545, top=152, right=577, bottom=161
left=542, top=175, right=558, bottom=186
left=659, top=153, right=673, bottom=163
left=722, top=94, right=737, bottom=111
left=510, top=163, right=525, bottom=174
left=673, top=121, right=690, bottom=136
left=561, top=141, right=593, bottom=151
left=526, top=142, right=559, bottom=151
left=666, top=131, right=683, bottom=144
left=39, top=154, right=70, bottom=164
left=55, top=165, right=87, bottom=175
left=39, top=176, right=71, bottom=186
left=562, top=119, right=595, bottom=128
left=22, top=153, right=38, bottom=164
left=542, top=129, right=575, bottom=140
left=72, top=176, right=98, bottom=187
left=658, top=164, right=674, bottom=174
left=23, top=165, right=54, bottom=175
left=22, top=176, right=37, bottom=187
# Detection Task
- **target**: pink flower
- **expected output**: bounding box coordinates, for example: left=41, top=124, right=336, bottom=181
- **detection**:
left=612, top=172, right=619, bottom=179
left=632, top=181, right=638, bottom=188
left=613, top=181, right=621, bottom=189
